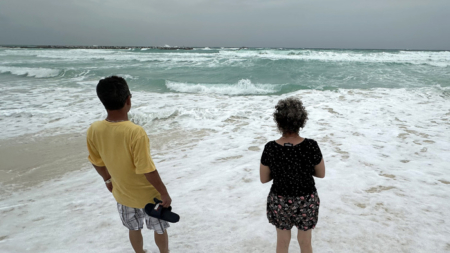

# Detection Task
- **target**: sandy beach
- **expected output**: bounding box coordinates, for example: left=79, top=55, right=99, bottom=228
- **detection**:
left=1, top=87, right=449, bottom=253
left=0, top=134, right=87, bottom=196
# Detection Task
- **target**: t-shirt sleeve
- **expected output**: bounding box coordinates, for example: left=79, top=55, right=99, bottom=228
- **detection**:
left=87, top=132, right=105, bottom=167
left=261, top=143, right=271, bottom=166
left=132, top=134, right=157, bottom=174
left=311, top=140, right=323, bottom=165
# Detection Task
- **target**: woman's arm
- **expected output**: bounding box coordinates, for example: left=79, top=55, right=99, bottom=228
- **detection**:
left=313, top=158, right=326, bottom=178
left=260, top=163, right=272, bottom=183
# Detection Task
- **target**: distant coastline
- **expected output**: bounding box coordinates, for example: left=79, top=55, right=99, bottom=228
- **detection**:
left=1, top=45, right=448, bottom=51
left=0, top=45, right=194, bottom=50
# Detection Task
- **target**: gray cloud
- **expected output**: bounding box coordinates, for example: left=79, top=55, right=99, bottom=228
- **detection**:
left=0, top=0, right=449, bottom=49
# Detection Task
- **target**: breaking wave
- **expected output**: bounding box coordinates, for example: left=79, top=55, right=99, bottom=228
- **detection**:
left=165, top=79, right=282, bottom=95
left=0, top=66, right=61, bottom=78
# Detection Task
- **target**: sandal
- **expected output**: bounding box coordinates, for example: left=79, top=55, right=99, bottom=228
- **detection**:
left=145, top=198, right=180, bottom=223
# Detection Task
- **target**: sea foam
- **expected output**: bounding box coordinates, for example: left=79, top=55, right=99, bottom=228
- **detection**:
left=1, top=87, right=449, bottom=252
left=219, top=49, right=450, bottom=67
left=0, top=66, right=60, bottom=78
left=165, top=79, right=281, bottom=95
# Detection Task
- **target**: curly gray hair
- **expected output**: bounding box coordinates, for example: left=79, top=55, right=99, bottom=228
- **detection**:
left=273, top=97, right=308, bottom=134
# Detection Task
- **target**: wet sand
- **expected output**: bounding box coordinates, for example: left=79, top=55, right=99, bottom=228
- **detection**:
left=0, top=133, right=89, bottom=196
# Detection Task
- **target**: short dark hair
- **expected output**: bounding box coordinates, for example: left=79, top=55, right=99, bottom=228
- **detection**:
left=273, top=97, right=308, bottom=134
left=96, top=76, right=130, bottom=110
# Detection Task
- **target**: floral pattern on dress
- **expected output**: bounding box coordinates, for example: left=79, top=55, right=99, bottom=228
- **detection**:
left=267, top=191, right=320, bottom=231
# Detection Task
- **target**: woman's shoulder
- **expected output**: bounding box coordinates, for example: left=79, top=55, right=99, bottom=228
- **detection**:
left=302, top=137, right=319, bottom=143
left=302, top=138, right=320, bottom=147
left=263, top=140, right=279, bottom=150
left=304, top=137, right=317, bottom=143
left=264, top=140, right=277, bottom=147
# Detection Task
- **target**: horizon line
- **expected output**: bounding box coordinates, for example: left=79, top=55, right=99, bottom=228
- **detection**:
left=1, top=44, right=449, bottom=52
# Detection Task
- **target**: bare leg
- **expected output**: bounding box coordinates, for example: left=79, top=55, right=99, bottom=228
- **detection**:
left=154, top=230, right=169, bottom=253
left=129, top=230, right=146, bottom=253
left=276, top=228, right=291, bottom=253
left=297, top=229, right=312, bottom=253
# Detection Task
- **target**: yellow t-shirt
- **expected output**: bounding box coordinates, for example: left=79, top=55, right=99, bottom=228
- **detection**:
left=86, top=120, right=160, bottom=208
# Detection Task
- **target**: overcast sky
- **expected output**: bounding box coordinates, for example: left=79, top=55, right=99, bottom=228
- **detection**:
left=0, top=0, right=449, bottom=49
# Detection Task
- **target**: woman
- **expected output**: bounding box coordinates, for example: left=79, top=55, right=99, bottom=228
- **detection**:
left=260, top=97, right=325, bottom=253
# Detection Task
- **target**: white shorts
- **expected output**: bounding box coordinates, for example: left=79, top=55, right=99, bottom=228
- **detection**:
left=117, top=203, right=170, bottom=234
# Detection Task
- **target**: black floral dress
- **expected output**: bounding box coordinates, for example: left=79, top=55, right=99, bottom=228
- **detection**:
left=261, top=138, right=322, bottom=230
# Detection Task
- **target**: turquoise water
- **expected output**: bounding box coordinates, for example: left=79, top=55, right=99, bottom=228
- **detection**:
left=1, top=47, right=450, bottom=138
left=1, top=47, right=449, bottom=95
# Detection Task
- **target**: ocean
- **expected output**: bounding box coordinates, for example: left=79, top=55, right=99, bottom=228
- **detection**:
left=1, top=47, right=449, bottom=139
left=0, top=47, right=449, bottom=252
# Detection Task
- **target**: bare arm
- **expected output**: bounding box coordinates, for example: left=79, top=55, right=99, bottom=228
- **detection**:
left=313, top=158, right=326, bottom=178
left=144, top=170, right=172, bottom=207
left=92, top=164, right=113, bottom=192
left=260, top=163, right=272, bottom=184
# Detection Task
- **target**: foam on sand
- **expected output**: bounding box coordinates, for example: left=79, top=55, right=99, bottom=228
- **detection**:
left=0, top=87, right=449, bottom=252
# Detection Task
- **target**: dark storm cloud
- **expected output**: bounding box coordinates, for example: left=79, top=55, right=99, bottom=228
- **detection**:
left=0, top=0, right=449, bottom=49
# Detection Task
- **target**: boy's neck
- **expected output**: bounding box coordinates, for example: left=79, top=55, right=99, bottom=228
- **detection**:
left=106, top=109, right=129, bottom=122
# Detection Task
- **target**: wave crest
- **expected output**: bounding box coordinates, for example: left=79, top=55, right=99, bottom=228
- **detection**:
left=165, top=79, right=281, bottom=95
left=0, top=66, right=60, bottom=78
left=218, top=49, right=450, bottom=67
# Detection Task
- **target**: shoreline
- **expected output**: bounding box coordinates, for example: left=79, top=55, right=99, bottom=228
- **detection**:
left=0, top=133, right=89, bottom=196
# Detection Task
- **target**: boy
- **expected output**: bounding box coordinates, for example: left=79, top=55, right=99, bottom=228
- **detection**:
left=87, top=76, right=172, bottom=253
